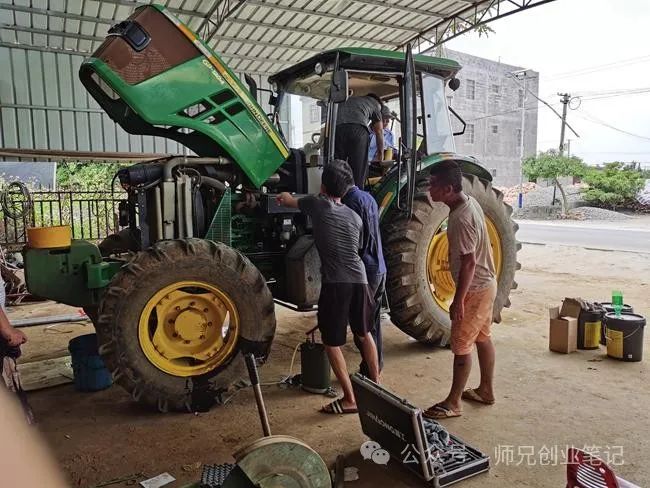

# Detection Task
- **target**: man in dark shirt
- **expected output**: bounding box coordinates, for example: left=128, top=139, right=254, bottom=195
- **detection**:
left=338, top=161, right=387, bottom=376
left=276, top=163, right=380, bottom=414
left=334, top=94, right=384, bottom=187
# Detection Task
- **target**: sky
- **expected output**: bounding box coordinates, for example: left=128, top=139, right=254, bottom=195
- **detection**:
left=444, top=0, right=650, bottom=166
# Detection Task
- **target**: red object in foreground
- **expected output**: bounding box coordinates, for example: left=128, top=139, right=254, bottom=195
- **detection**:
left=565, top=448, right=641, bottom=488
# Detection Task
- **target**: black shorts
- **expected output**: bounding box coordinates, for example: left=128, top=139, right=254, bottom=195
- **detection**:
left=317, top=282, right=374, bottom=347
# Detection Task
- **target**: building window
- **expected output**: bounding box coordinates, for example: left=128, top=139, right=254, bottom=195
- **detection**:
left=491, top=125, right=498, bottom=134
left=310, top=105, right=320, bottom=124
left=466, top=79, right=476, bottom=100
left=491, top=84, right=500, bottom=94
left=465, top=123, right=475, bottom=144
left=518, top=89, right=525, bottom=108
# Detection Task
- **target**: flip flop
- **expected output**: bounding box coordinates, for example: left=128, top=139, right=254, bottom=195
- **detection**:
left=423, top=403, right=462, bottom=420
left=321, top=399, right=358, bottom=415
left=461, top=388, right=495, bottom=405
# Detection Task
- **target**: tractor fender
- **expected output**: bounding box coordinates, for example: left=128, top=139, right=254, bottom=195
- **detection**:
left=372, top=153, right=492, bottom=220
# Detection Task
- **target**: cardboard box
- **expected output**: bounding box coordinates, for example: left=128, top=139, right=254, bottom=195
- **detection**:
left=560, top=298, right=584, bottom=319
left=549, top=308, right=578, bottom=353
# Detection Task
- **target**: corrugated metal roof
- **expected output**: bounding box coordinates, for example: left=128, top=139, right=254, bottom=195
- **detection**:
left=0, top=0, right=556, bottom=76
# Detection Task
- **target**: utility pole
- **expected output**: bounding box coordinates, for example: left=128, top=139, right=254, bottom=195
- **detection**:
left=509, top=69, right=532, bottom=209
left=558, top=93, right=571, bottom=155
left=518, top=75, right=527, bottom=209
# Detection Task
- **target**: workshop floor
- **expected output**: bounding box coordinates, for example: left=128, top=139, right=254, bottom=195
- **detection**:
left=15, top=243, right=650, bottom=487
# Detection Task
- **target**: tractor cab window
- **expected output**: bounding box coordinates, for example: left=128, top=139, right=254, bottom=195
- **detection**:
left=273, top=70, right=332, bottom=150
left=421, top=74, right=455, bottom=154
left=275, top=93, right=320, bottom=148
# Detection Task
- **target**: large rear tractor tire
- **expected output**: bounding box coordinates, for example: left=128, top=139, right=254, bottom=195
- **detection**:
left=95, top=238, right=276, bottom=412
left=383, top=174, right=520, bottom=344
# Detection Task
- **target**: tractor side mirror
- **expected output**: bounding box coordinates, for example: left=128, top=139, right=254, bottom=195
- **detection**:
left=329, top=69, right=349, bottom=103
left=448, top=78, right=460, bottom=91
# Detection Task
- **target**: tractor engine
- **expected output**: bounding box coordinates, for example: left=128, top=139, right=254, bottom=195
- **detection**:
left=113, top=155, right=321, bottom=310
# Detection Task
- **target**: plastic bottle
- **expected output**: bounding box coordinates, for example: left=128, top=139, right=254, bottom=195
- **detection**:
left=611, top=290, right=623, bottom=317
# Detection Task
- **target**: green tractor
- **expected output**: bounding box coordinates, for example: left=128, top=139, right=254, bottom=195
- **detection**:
left=23, top=5, right=519, bottom=411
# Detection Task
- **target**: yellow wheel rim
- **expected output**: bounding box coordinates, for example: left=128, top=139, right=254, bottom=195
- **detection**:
left=138, top=281, right=240, bottom=377
left=426, top=216, right=502, bottom=312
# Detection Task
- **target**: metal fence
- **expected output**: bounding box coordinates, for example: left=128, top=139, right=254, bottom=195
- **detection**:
left=0, top=190, right=126, bottom=251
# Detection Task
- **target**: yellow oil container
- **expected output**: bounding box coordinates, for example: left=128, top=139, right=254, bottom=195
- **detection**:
left=27, top=226, right=72, bottom=249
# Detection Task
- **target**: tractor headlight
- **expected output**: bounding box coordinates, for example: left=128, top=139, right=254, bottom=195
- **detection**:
left=314, top=62, right=325, bottom=76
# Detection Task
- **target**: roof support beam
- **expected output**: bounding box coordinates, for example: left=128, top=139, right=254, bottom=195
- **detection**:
left=344, top=0, right=444, bottom=18
left=225, top=18, right=398, bottom=48
left=1, top=4, right=112, bottom=25
left=0, top=4, right=320, bottom=54
left=404, top=0, right=557, bottom=50
left=0, top=41, right=91, bottom=57
left=194, top=0, right=248, bottom=41
left=1, top=24, right=103, bottom=42
left=0, top=26, right=291, bottom=66
left=82, top=0, right=199, bottom=18
left=242, top=0, right=420, bottom=33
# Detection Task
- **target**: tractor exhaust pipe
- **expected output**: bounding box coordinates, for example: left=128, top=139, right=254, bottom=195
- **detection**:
left=163, top=156, right=231, bottom=181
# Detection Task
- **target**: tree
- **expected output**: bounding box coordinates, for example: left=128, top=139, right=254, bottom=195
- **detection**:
left=522, top=150, right=586, bottom=215
left=56, top=161, right=125, bottom=190
left=582, top=162, right=645, bottom=210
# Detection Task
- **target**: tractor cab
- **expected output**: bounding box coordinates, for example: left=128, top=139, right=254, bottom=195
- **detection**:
left=268, top=48, right=468, bottom=205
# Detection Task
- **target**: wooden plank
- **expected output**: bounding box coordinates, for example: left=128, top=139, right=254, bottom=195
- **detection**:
left=19, top=355, right=73, bottom=391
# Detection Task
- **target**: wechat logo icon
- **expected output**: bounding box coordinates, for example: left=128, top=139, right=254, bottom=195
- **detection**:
left=360, top=440, right=391, bottom=465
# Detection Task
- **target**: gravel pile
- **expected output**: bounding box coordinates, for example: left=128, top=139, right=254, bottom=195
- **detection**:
left=519, top=184, right=584, bottom=208
left=569, top=206, right=631, bottom=221
left=513, top=205, right=631, bottom=221
left=513, top=206, right=562, bottom=220
left=502, top=183, right=634, bottom=221
left=495, top=182, right=537, bottom=206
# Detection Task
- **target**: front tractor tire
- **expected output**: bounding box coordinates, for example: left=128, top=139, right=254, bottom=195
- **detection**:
left=383, top=174, right=520, bottom=345
left=96, top=238, right=276, bottom=412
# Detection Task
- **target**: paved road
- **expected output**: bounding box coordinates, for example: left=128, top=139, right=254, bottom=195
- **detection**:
left=516, top=221, right=650, bottom=253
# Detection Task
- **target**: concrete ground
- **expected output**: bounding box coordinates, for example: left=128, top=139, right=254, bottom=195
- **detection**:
left=12, top=242, right=650, bottom=487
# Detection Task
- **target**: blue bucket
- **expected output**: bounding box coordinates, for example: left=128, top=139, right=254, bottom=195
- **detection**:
left=68, top=334, right=112, bottom=392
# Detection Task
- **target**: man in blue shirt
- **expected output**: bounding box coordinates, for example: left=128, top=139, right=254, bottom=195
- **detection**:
left=276, top=161, right=380, bottom=414
left=368, top=105, right=395, bottom=162
left=339, top=161, right=387, bottom=376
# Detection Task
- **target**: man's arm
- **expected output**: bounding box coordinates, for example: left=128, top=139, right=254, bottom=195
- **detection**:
left=451, top=252, right=476, bottom=323
left=371, top=120, right=384, bottom=161
left=276, top=192, right=299, bottom=209
left=0, top=308, right=26, bottom=347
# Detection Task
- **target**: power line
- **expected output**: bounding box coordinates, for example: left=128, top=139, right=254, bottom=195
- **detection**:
left=466, top=103, right=541, bottom=122
left=574, top=109, right=650, bottom=142
left=580, top=89, right=650, bottom=101
left=543, top=54, right=650, bottom=81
